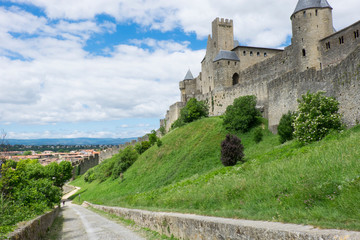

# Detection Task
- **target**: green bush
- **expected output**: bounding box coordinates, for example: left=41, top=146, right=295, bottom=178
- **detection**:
left=159, top=125, right=166, bottom=136
left=112, top=146, right=138, bottom=179
left=171, top=98, right=208, bottom=129
left=223, top=95, right=261, bottom=133
left=220, top=134, right=245, bottom=166
left=157, top=139, right=163, bottom=147
left=253, top=127, right=263, bottom=143
left=135, top=141, right=151, bottom=155
left=293, top=91, right=343, bottom=144
left=278, top=111, right=295, bottom=143
left=84, top=168, right=96, bottom=183
left=148, top=130, right=158, bottom=145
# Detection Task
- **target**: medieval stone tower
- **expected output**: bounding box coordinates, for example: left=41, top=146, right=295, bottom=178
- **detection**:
left=201, top=18, right=234, bottom=94
left=291, top=0, right=334, bottom=71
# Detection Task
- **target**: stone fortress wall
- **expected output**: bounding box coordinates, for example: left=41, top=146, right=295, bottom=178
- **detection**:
left=71, top=134, right=151, bottom=177
left=162, top=0, right=360, bottom=133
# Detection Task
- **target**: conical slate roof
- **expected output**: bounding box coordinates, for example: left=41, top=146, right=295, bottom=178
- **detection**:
left=293, top=0, right=332, bottom=15
left=183, top=70, right=194, bottom=80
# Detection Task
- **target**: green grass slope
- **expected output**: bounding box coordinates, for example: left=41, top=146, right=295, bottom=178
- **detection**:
left=72, top=117, right=360, bottom=231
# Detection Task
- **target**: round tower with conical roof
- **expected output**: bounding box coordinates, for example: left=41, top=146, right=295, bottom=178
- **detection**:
left=291, top=0, right=334, bottom=71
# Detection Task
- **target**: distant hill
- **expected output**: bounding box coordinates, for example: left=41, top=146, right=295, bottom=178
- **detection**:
left=6, top=138, right=137, bottom=146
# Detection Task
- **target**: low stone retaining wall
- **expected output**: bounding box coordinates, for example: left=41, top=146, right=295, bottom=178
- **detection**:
left=84, top=201, right=360, bottom=240
left=8, top=207, right=60, bottom=240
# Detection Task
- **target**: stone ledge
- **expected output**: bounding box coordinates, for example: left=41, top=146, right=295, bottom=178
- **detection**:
left=8, top=207, right=60, bottom=240
left=84, top=201, right=360, bottom=240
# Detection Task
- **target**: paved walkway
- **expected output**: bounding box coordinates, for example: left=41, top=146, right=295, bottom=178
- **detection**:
left=58, top=185, right=145, bottom=240
left=60, top=202, right=145, bottom=240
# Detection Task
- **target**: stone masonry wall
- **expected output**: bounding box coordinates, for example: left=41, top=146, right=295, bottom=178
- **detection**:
left=85, top=202, right=360, bottom=240
left=320, top=21, right=360, bottom=68
left=8, top=207, right=60, bottom=240
left=268, top=45, right=360, bottom=132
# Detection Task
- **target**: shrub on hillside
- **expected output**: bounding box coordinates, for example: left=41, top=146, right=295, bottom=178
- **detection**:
left=293, top=91, right=343, bottom=144
left=171, top=98, right=208, bottom=129
left=278, top=111, right=295, bottom=144
left=253, top=127, right=263, bottom=143
left=135, top=141, right=151, bottom=155
left=157, top=139, right=163, bottom=147
left=112, top=146, right=138, bottom=179
left=148, top=130, right=158, bottom=145
left=223, top=95, right=261, bottom=133
left=220, top=134, right=244, bottom=166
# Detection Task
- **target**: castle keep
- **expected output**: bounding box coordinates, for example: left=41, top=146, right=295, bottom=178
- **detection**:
left=162, top=0, right=360, bottom=133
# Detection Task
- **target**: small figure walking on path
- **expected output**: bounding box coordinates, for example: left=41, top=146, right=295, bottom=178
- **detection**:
left=63, top=200, right=65, bottom=206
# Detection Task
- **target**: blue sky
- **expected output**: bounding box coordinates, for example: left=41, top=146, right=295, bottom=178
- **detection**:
left=0, top=0, right=359, bottom=139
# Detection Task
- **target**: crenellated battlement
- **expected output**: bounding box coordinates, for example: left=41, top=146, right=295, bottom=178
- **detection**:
left=213, top=17, right=233, bottom=27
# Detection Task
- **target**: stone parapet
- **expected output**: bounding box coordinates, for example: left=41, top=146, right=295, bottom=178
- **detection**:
left=84, top=202, right=360, bottom=240
left=8, top=207, right=60, bottom=240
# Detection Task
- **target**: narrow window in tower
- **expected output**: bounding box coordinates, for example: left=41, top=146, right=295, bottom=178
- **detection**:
left=354, top=30, right=359, bottom=39
left=339, top=36, right=344, bottom=44
left=228, top=61, right=230, bottom=65
left=326, top=42, right=331, bottom=49
left=315, top=10, right=318, bottom=16
left=257, top=52, right=260, bottom=56
left=302, top=49, right=306, bottom=57
left=250, top=51, right=253, bottom=56
left=264, top=53, right=267, bottom=57
left=303, top=11, right=306, bottom=17
left=243, top=51, right=246, bottom=56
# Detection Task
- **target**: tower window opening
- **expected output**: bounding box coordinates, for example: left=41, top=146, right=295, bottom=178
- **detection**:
left=303, top=11, right=306, bottom=17
left=235, top=62, right=237, bottom=66
left=250, top=51, right=253, bottom=56
left=302, top=49, right=306, bottom=57
left=228, top=61, right=230, bottom=65
left=315, top=10, right=318, bottom=16
left=257, top=52, right=260, bottom=56
left=339, top=36, right=344, bottom=44
left=354, top=30, right=359, bottom=39
left=264, top=52, right=267, bottom=57
left=326, top=42, right=331, bottom=49
left=243, top=51, right=246, bottom=56
left=232, top=73, right=239, bottom=85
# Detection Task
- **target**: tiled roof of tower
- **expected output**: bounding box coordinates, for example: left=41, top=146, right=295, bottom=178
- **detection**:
left=293, top=0, right=332, bottom=16
left=183, top=70, right=194, bottom=80
left=213, top=50, right=240, bottom=62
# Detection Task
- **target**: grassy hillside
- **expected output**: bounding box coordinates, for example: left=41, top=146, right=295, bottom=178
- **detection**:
left=71, top=117, right=360, bottom=231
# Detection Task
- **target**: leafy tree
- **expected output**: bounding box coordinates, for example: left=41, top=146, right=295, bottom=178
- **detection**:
left=171, top=98, right=208, bottom=129
left=253, top=127, right=263, bottom=143
left=220, top=134, right=245, bottom=166
left=223, top=95, right=261, bottom=133
left=278, top=111, right=295, bottom=144
left=293, top=91, right=343, bottom=144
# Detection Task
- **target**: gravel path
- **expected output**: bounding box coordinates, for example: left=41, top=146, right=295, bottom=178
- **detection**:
left=60, top=202, right=145, bottom=240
